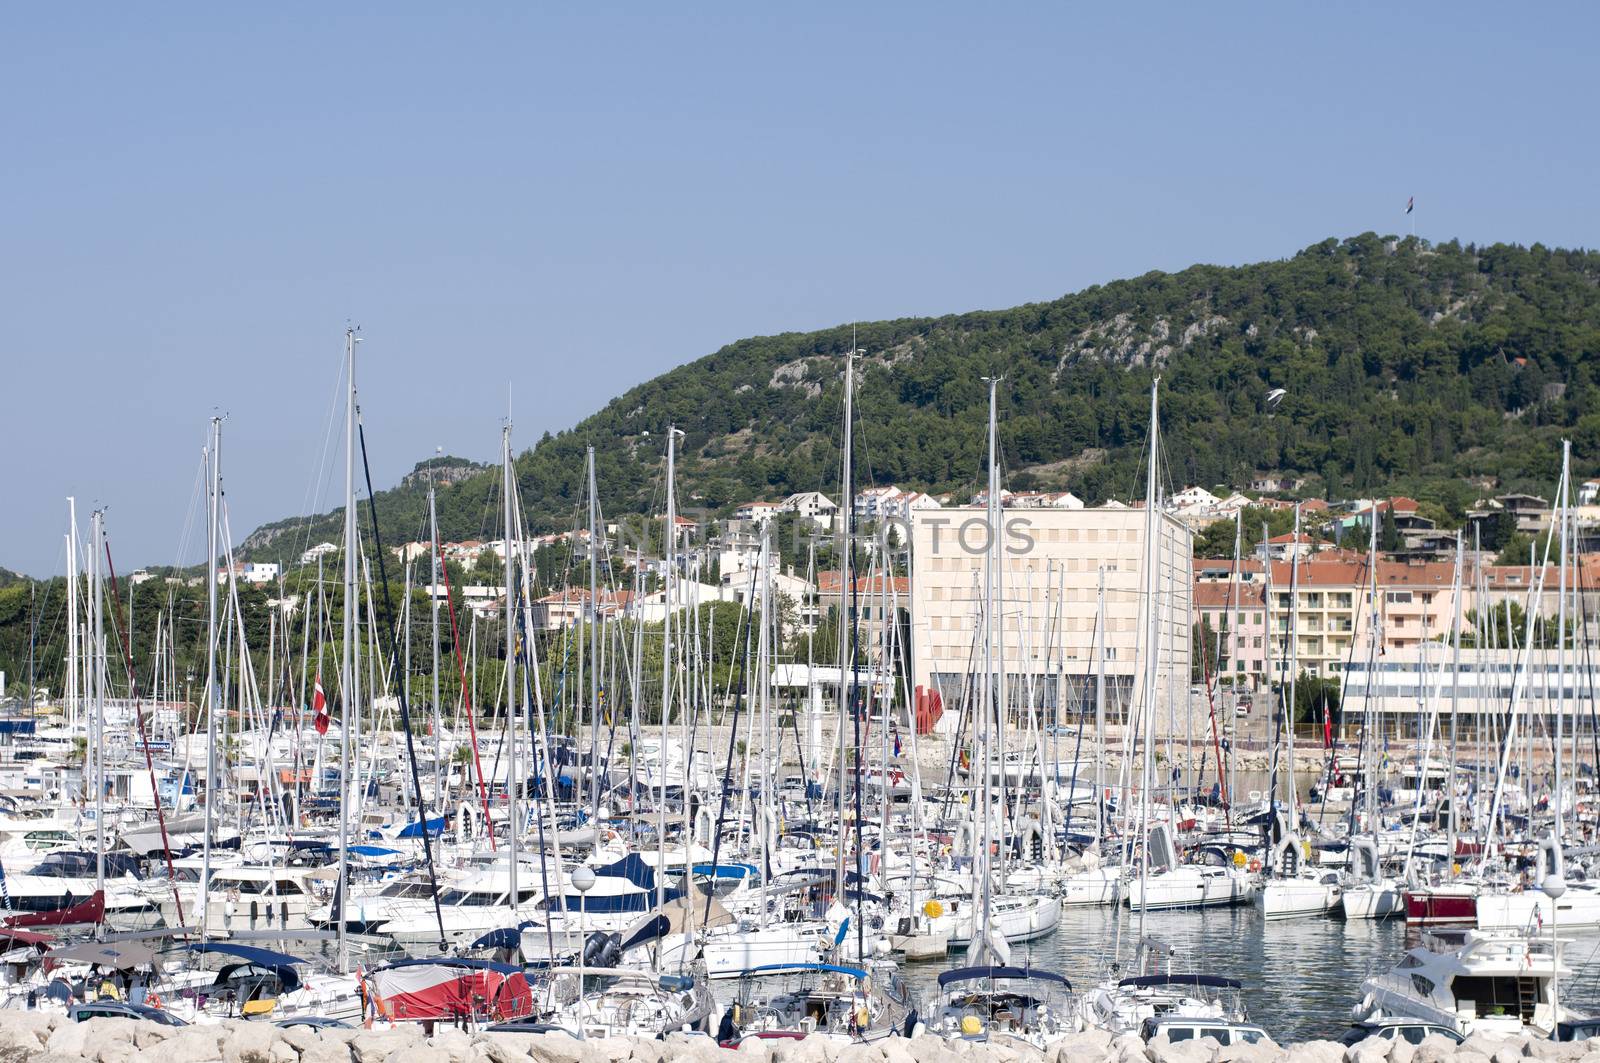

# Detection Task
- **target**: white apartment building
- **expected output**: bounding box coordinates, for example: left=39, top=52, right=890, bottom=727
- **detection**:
left=909, top=506, right=1193, bottom=734
left=733, top=501, right=784, bottom=524
left=1342, top=647, right=1600, bottom=738
left=782, top=491, right=838, bottom=528
left=220, top=562, right=280, bottom=585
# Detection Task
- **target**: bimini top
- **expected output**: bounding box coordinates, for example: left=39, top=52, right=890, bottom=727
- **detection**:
left=938, top=966, right=1070, bottom=988
left=1118, top=973, right=1242, bottom=990
left=183, top=942, right=305, bottom=992
left=183, top=942, right=304, bottom=967
left=742, top=962, right=867, bottom=980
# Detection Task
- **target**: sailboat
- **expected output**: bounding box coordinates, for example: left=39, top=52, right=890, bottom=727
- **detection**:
left=1124, top=380, right=1252, bottom=914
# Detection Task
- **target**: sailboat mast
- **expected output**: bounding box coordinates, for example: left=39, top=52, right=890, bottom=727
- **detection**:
left=587, top=446, right=602, bottom=819
left=1285, top=503, right=1301, bottom=821
left=66, top=499, right=79, bottom=732
left=201, top=416, right=222, bottom=940
left=502, top=426, right=519, bottom=908
left=979, top=373, right=1000, bottom=953
left=336, top=330, right=356, bottom=972
left=658, top=426, right=680, bottom=934
left=90, top=509, right=106, bottom=911
left=834, top=351, right=855, bottom=905
left=1554, top=441, right=1571, bottom=853
left=1136, top=377, right=1161, bottom=935
left=1096, top=567, right=1107, bottom=843
left=428, top=466, right=444, bottom=815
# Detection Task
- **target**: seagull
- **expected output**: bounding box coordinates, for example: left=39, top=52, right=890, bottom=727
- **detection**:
left=1265, top=388, right=1287, bottom=409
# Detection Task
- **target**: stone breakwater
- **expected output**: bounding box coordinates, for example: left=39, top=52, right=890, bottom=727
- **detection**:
left=4, top=1015, right=1600, bottom=1063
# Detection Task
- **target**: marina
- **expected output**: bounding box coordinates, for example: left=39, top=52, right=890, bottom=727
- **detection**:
left=7, top=9, right=1600, bottom=1057
left=0, top=356, right=1598, bottom=1055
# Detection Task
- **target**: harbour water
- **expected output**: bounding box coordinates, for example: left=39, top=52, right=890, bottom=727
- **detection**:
left=887, top=908, right=1600, bottom=1043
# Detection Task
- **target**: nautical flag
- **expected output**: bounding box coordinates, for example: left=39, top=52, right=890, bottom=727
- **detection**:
left=1323, top=704, right=1333, bottom=749
left=312, top=675, right=330, bottom=736
left=1405, top=196, right=1414, bottom=215
left=893, top=732, right=901, bottom=758
left=958, top=748, right=971, bottom=772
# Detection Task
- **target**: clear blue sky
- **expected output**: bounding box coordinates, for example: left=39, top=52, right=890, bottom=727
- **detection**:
left=4, top=4, right=1596, bottom=575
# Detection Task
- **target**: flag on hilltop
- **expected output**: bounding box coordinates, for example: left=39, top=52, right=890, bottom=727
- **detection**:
left=1405, top=196, right=1414, bottom=215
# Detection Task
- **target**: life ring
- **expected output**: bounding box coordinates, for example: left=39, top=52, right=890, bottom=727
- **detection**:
left=1247, top=858, right=1263, bottom=873
left=146, top=993, right=163, bottom=1010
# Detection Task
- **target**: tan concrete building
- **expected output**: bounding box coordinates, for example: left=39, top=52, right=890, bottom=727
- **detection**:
left=909, top=506, right=1193, bottom=732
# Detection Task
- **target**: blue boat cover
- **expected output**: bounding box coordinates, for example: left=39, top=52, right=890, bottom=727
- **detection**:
left=938, top=966, right=1071, bottom=988
left=689, top=863, right=756, bottom=879
left=395, top=816, right=448, bottom=838
left=743, top=962, right=866, bottom=979
left=183, top=943, right=305, bottom=991
left=1117, top=973, right=1241, bottom=989
left=596, top=852, right=658, bottom=890
left=183, top=942, right=304, bottom=967
left=470, top=925, right=532, bottom=951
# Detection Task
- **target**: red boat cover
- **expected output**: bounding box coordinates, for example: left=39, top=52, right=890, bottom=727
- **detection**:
left=366, top=961, right=534, bottom=1023
left=4, top=891, right=104, bottom=928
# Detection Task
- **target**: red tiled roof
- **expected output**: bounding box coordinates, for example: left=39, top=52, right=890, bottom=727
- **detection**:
left=1194, top=582, right=1266, bottom=609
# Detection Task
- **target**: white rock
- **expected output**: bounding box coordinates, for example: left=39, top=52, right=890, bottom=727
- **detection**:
left=585, top=1040, right=636, bottom=1063
left=297, top=1040, right=353, bottom=1063
left=1288, top=1043, right=1347, bottom=1063
left=349, top=1031, right=418, bottom=1063
left=386, top=1048, right=450, bottom=1063
left=1412, top=1038, right=1458, bottom=1063
left=0, top=1024, right=46, bottom=1063
left=274, top=1029, right=320, bottom=1057
left=427, top=1029, right=475, bottom=1063
left=525, top=1033, right=591, bottom=1063
left=623, top=1042, right=663, bottom=1063
left=222, top=1022, right=278, bottom=1063
left=1221, top=1039, right=1284, bottom=1063
left=735, top=1036, right=774, bottom=1060
left=43, top=1023, right=91, bottom=1061
left=1459, top=1037, right=1508, bottom=1062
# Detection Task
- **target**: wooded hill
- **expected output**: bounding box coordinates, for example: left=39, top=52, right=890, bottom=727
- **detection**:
left=239, top=233, right=1600, bottom=565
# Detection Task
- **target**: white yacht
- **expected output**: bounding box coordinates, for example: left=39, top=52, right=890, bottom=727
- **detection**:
left=1352, top=927, right=1582, bottom=1037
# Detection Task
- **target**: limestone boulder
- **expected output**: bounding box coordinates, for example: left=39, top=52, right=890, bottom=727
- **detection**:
left=1286, top=1040, right=1347, bottom=1063
left=273, top=1029, right=320, bottom=1057
left=427, top=1028, right=475, bottom=1063
left=43, top=1022, right=92, bottom=1061
left=386, top=1048, right=450, bottom=1063
left=1412, top=1037, right=1461, bottom=1063
left=348, top=1030, right=419, bottom=1063
left=221, top=1022, right=278, bottom=1063
left=297, top=1039, right=353, bottom=1063
left=524, top=1032, right=593, bottom=1063
left=734, top=1035, right=774, bottom=1061
left=0, top=1023, right=46, bottom=1063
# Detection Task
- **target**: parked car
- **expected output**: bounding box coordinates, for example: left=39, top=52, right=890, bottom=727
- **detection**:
left=275, top=1016, right=353, bottom=1030
left=1141, top=1018, right=1270, bottom=1046
left=1342, top=1020, right=1463, bottom=1046
left=68, top=1002, right=188, bottom=1026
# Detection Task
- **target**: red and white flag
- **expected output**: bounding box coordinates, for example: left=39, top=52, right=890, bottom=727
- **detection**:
left=312, top=675, right=330, bottom=736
